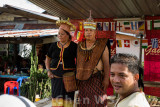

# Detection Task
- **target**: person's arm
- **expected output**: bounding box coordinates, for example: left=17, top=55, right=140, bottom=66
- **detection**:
left=45, top=56, right=54, bottom=78
left=102, top=46, right=110, bottom=91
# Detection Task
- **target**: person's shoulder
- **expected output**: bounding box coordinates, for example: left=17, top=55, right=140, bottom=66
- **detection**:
left=134, top=92, right=146, bottom=98
left=50, top=42, right=58, bottom=48
left=129, top=92, right=150, bottom=107
left=117, top=92, right=150, bottom=107
left=70, top=41, right=77, bottom=47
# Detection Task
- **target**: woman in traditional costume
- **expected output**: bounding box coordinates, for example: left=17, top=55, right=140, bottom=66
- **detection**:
left=45, top=19, right=77, bottom=107
left=76, top=15, right=110, bottom=106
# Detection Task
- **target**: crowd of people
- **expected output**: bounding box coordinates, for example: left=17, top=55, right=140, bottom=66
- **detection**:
left=45, top=16, right=150, bottom=107
left=0, top=55, right=46, bottom=76
left=0, top=55, right=31, bottom=75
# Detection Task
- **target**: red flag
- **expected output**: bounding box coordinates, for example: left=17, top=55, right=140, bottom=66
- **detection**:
left=124, top=40, right=130, bottom=47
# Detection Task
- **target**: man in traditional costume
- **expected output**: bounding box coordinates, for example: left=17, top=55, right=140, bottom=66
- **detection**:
left=76, top=15, right=110, bottom=106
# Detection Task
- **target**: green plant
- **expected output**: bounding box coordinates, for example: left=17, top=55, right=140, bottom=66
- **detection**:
left=20, top=45, right=51, bottom=102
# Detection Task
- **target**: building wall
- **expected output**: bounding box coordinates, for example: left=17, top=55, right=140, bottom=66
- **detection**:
left=0, top=13, right=18, bottom=21
left=0, top=13, right=53, bottom=24
left=116, top=34, right=144, bottom=62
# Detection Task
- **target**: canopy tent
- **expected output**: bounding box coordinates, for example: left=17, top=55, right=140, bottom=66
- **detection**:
left=29, top=0, right=160, bottom=19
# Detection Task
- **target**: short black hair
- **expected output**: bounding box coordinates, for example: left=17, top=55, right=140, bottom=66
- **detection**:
left=110, top=53, right=139, bottom=74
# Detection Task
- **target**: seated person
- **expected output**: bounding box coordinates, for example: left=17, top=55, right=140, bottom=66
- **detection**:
left=19, top=59, right=30, bottom=75
left=38, top=63, right=44, bottom=73
left=110, top=53, right=150, bottom=107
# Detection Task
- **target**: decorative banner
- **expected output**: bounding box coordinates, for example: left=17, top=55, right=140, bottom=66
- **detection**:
left=151, top=38, right=158, bottom=48
left=116, top=40, right=122, bottom=47
left=153, top=20, right=160, bottom=30
left=144, top=37, right=160, bottom=97
left=132, top=39, right=139, bottom=47
left=138, top=21, right=145, bottom=30
left=131, top=21, right=138, bottom=30
left=103, top=22, right=109, bottom=31
left=142, top=39, right=148, bottom=48
left=124, top=40, right=130, bottom=47
left=116, top=21, right=123, bottom=31
left=110, top=22, right=116, bottom=31
left=123, top=22, right=131, bottom=30
left=147, top=20, right=152, bottom=30
left=144, top=16, right=160, bottom=97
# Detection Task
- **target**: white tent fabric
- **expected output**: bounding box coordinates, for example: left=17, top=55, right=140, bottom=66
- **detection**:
left=0, top=94, right=36, bottom=107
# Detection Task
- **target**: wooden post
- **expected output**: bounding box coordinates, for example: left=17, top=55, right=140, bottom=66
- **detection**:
left=139, top=33, right=143, bottom=67
left=13, top=44, right=18, bottom=67
left=7, top=43, right=9, bottom=57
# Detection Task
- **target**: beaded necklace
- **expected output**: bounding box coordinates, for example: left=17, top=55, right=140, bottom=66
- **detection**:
left=59, top=41, right=68, bottom=48
left=79, top=40, right=97, bottom=61
left=59, top=41, right=68, bottom=62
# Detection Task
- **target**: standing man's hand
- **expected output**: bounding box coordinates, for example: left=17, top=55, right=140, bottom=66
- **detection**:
left=102, top=45, right=110, bottom=91
left=45, top=56, right=53, bottom=78
left=102, top=78, right=109, bottom=91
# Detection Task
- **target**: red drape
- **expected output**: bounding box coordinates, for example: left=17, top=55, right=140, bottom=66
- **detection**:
left=144, top=16, right=160, bottom=97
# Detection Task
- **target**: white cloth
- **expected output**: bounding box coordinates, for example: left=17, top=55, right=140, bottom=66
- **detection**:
left=115, top=92, right=150, bottom=107
left=0, top=94, right=36, bottom=107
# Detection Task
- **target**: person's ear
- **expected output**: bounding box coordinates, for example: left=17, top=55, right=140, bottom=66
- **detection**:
left=134, top=74, right=139, bottom=81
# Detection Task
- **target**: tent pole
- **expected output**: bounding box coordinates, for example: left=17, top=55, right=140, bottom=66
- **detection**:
left=139, top=34, right=143, bottom=67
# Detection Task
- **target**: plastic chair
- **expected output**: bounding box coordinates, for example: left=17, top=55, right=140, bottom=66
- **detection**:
left=14, top=77, right=26, bottom=96
left=4, top=81, right=19, bottom=96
